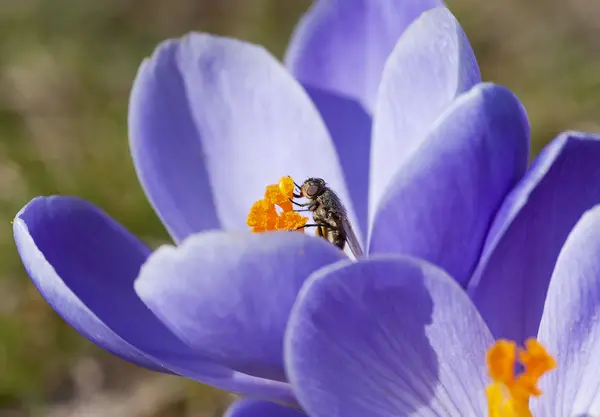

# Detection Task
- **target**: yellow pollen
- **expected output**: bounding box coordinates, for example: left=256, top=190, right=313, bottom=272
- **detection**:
left=486, top=338, right=556, bottom=417
left=278, top=176, right=296, bottom=200
left=246, top=176, right=308, bottom=233
left=265, top=183, right=293, bottom=212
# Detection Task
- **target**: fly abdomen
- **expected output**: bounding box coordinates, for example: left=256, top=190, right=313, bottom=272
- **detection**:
left=325, top=225, right=346, bottom=250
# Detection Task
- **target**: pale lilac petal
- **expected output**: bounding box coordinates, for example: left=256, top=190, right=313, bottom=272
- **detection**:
left=285, top=256, right=492, bottom=417
left=129, top=33, right=357, bottom=242
left=286, top=1, right=447, bottom=233
left=369, top=7, right=481, bottom=217
left=135, top=231, right=345, bottom=382
left=469, top=131, right=600, bottom=343
left=533, top=206, right=600, bottom=417
left=285, top=0, right=443, bottom=112
left=13, top=196, right=297, bottom=403
left=370, top=83, right=529, bottom=286
left=301, top=87, right=371, bottom=239
left=13, top=196, right=183, bottom=372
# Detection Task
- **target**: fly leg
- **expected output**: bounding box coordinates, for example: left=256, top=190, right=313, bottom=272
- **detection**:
left=289, top=198, right=311, bottom=207
left=298, top=223, right=329, bottom=227
left=288, top=178, right=303, bottom=195
left=298, top=223, right=329, bottom=241
left=298, top=223, right=329, bottom=232
left=289, top=199, right=317, bottom=214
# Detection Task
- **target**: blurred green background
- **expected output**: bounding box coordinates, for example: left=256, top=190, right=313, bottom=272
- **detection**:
left=0, top=0, right=598, bottom=416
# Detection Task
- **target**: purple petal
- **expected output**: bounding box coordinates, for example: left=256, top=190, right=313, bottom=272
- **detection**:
left=469, top=131, right=600, bottom=344
left=286, top=1, right=444, bottom=233
left=369, top=83, right=529, bottom=286
left=135, top=231, right=345, bottom=383
left=285, top=0, right=443, bottom=113
left=129, top=33, right=356, bottom=242
left=285, top=256, right=492, bottom=417
left=12, top=196, right=202, bottom=372
left=286, top=1, right=451, bottom=233
left=369, top=7, right=481, bottom=216
left=533, top=206, right=600, bottom=417
left=13, top=197, right=298, bottom=403
left=301, top=87, right=371, bottom=240
left=225, top=399, right=306, bottom=417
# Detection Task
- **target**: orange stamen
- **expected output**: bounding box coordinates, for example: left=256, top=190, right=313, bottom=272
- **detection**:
left=246, top=176, right=308, bottom=233
left=486, top=338, right=556, bottom=417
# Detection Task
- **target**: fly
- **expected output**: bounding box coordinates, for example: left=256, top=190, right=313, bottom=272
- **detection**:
left=290, top=177, right=363, bottom=258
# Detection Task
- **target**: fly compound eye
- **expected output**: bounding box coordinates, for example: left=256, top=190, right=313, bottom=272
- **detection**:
left=307, top=184, right=320, bottom=197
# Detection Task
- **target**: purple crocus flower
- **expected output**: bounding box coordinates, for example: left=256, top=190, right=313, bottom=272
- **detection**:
left=11, top=0, right=600, bottom=410
left=284, top=205, right=600, bottom=416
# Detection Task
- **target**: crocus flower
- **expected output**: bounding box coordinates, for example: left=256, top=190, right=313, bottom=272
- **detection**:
left=12, top=0, right=600, bottom=410
left=14, top=0, right=466, bottom=404
left=285, top=205, right=600, bottom=417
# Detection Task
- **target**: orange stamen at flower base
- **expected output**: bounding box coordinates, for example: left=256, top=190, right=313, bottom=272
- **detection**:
left=246, top=199, right=277, bottom=233
left=486, top=338, right=556, bottom=417
left=246, top=176, right=308, bottom=233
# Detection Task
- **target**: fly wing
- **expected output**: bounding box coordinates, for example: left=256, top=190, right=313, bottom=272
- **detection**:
left=325, top=186, right=363, bottom=258
left=342, top=217, right=363, bottom=258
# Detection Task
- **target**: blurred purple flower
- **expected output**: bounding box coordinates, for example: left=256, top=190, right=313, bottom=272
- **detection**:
left=285, top=205, right=600, bottom=416
left=12, top=0, right=600, bottom=409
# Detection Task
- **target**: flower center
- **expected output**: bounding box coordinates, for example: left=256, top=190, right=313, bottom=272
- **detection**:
left=246, top=176, right=308, bottom=233
left=486, top=338, right=556, bottom=417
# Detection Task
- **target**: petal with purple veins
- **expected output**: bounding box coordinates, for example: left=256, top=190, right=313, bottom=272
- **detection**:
left=129, top=33, right=356, bottom=242
left=13, top=196, right=297, bottom=403
left=370, top=83, right=529, bottom=286
left=469, top=131, right=600, bottom=344
left=285, top=0, right=444, bottom=234
left=533, top=205, right=600, bottom=417
left=298, top=87, right=371, bottom=240
left=370, top=7, right=481, bottom=216
left=14, top=196, right=186, bottom=372
left=135, top=231, right=346, bottom=383
left=285, top=0, right=443, bottom=113
left=285, top=256, right=492, bottom=417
